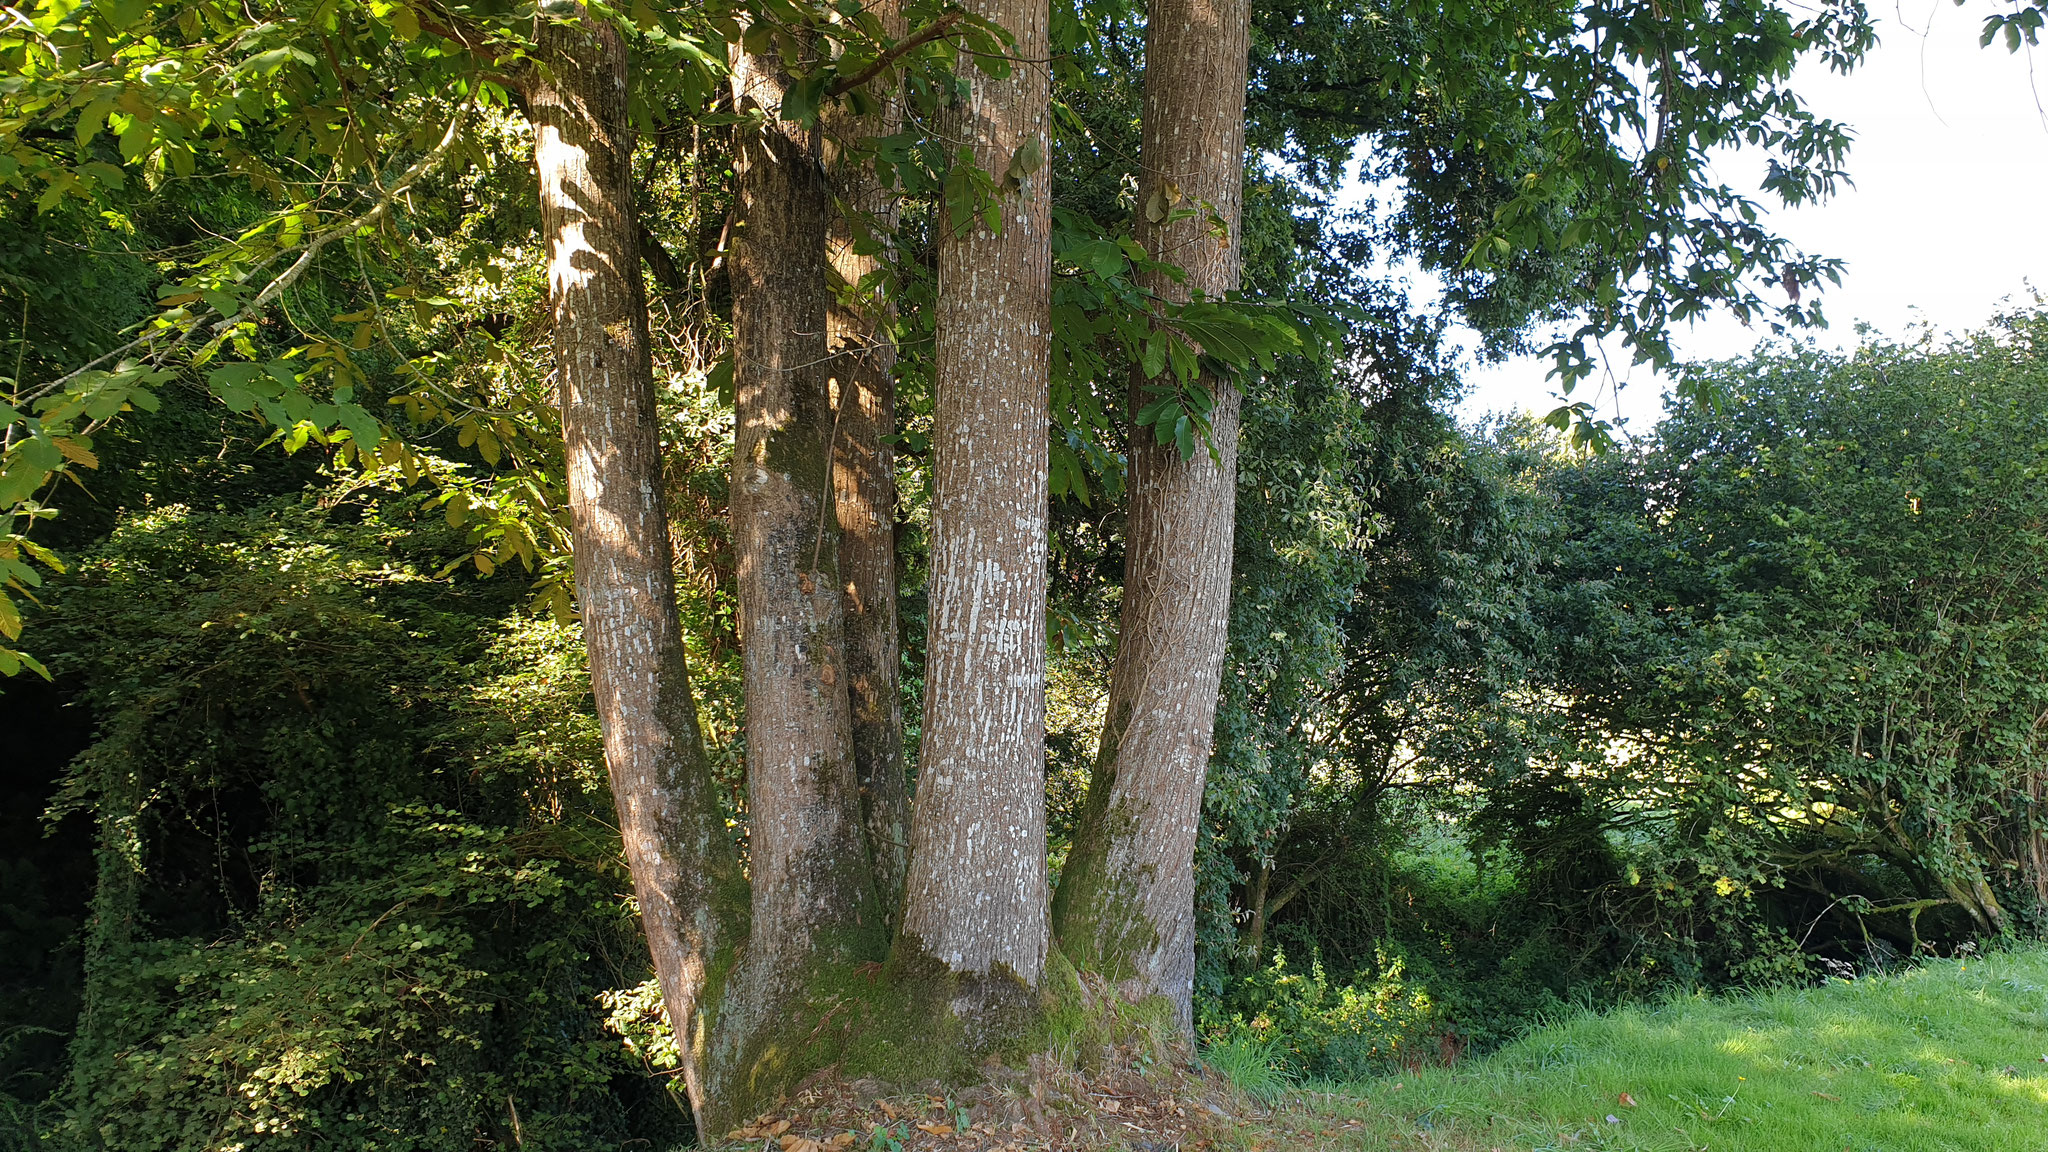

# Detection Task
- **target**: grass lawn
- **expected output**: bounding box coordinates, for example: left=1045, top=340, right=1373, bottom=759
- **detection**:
left=1279, top=948, right=2048, bottom=1152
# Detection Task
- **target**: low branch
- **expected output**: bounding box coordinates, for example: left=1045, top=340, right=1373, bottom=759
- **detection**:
left=826, top=12, right=963, bottom=98
left=216, top=105, right=470, bottom=336
left=19, top=105, right=470, bottom=409
left=1852, top=897, right=1954, bottom=917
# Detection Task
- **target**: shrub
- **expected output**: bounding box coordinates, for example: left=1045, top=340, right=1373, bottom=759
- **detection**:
left=39, top=500, right=695, bottom=1150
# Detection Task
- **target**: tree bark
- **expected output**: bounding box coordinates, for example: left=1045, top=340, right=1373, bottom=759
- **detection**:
left=898, top=0, right=1054, bottom=1028
left=2029, top=762, right=2048, bottom=908
left=824, top=4, right=911, bottom=925
left=710, top=42, right=887, bottom=1120
left=527, top=13, right=744, bottom=1129
left=1049, top=0, right=1249, bottom=1030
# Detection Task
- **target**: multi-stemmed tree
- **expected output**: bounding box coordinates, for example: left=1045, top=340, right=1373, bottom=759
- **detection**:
left=1, top=0, right=1949, bottom=1131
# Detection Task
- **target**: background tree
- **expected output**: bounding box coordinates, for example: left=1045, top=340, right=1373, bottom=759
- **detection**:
left=824, top=0, right=913, bottom=917
left=1524, top=314, right=2048, bottom=945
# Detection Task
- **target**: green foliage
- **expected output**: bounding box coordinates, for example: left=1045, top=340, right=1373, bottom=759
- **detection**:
left=1975, top=0, right=2048, bottom=51
left=1427, top=0, right=1873, bottom=389
left=33, top=497, right=696, bottom=1150
left=1530, top=310, right=2048, bottom=948
left=69, top=809, right=635, bottom=1152
left=1200, top=314, right=2048, bottom=1078
left=1209, top=950, right=1448, bottom=1082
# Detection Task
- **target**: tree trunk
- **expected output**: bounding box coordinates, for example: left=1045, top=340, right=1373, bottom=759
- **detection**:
left=897, top=0, right=1054, bottom=1030
left=824, top=7, right=911, bottom=924
left=710, top=43, right=887, bottom=1121
left=1049, top=0, right=1249, bottom=1030
left=527, top=14, right=745, bottom=1129
left=2030, top=764, right=2048, bottom=908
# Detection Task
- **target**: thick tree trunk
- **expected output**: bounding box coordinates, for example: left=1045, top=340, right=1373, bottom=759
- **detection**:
left=824, top=9, right=911, bottom=924
left=1049, top=0, right=1249, bottom=1030
left=897, top=0, right=1054, bottom=1030
left=710, top=44, right=886, bottom=1121
left=527, top=14, right=744, bottom=1129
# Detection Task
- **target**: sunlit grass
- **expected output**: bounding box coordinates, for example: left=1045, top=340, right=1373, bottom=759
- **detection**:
left=1280, top=948, right=2048, bottom=1151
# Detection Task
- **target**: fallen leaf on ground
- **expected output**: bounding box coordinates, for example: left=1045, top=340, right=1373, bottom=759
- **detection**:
left=1618, top=1092, right=1637, bottom=1107
left=916, top=1122, right=953, bottom=1136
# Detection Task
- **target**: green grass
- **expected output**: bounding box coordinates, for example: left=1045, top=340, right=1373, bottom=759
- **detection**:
left=1296, top=947, right=2048, bottom=1152
left=1205, top=1035, right=1295, bottom=1104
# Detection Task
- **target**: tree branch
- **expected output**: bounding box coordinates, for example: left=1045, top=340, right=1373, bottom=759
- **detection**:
left=826, top=12, right=963, bottom=98
left=638, top=224, right=691, bottom=298
left=217, top=105, right=470, bottom=336
left=19, top=105, right=470, bottom=406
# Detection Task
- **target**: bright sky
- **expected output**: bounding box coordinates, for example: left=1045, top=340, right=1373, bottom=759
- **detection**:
left=1445, top=5, right=2048, bottom=432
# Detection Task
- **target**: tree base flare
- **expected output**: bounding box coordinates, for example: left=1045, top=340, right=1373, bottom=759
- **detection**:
left=702, top=1029, right=1258, bottom=1152
left=702, top=951, right=1218, bottom=1142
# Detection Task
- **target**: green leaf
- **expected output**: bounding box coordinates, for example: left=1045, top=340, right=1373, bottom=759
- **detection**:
left=117, top=118, right=153, bottom=163
left=80, top=161, right=125, bottom=190
left=1050, top=441, right=1090, bottom=506
left=236, top=47, right=299, bottom=76
left=209, top=364, right=264, bottom=412
left=73, top=96, right=115, bottom=149
left=103, top=0, right=149, bottom=28
left=779, top=75, right=824, bottom=126
left=336, top=402, right=382, bottom=449
left=1134, top=393, right=1176, bottom=429
left=1004, top=136, right=1042, bottom=186
left=16, top=539, right=62, bottom=572
left=1141, top=334, right=1167, bottom=380
left=709, top=358, right=735, bottom=408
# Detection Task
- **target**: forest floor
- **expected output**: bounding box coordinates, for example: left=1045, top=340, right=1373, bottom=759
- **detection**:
left=714, top=947, right=2048, bottom=1152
